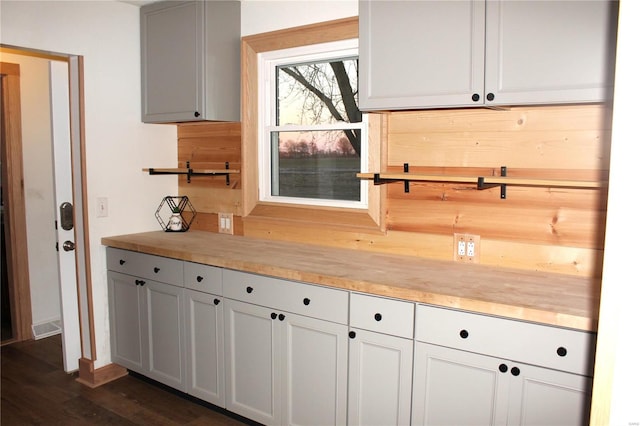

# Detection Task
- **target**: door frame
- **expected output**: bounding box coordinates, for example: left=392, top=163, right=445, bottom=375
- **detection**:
left=1, top=61, right=32, bottom=343
left=0, top=47, right=96, bottom=365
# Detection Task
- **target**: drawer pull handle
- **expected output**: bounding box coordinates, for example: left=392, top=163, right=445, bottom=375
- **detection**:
left=459, top=329, right=469, bottom=339
left=349, top=331, right=356, bottom=339
left=511, top=366, right=520, bottom=377
left=374, top=313, right=382, bottom=322
left=557, top=346, right=568, bottom=357
left=197, top=275, right=204, bottom=282
left=498, top=363, right=508, bottom=373
left=303, top=297, right=311, bottom=306
left=271, top=312, right=277, bottom=320
left=135, top=279, right=146, bottom=286
left=278, top=313, right=286, bottom=321
left=246, top=286, right=253, bottom=294
left=213, top=298, right=220, bottom=305
left=119, top=259, right=126, bottom=265
left=153, top=267, right=160, bottom=273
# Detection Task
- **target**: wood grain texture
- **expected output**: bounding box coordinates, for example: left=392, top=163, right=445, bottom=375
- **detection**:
left=1, top=335, right=250, bottom=425
left=1, top=61, right=33, bottom=341
left=102, top=231, right=600, bottom=331
left=177, top=122, right=242, bottom=218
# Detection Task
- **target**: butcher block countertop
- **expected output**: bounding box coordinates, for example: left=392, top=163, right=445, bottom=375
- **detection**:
left=102, top=230, right=601, bottom=332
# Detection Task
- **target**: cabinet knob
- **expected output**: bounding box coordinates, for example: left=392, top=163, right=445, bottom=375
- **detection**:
left=194, top=111, right=200, bottom=118
left=213, top=298, right=220, bottom=305
left=271, top=312, right=277, bottom=320
left=278, top=313, right=286, bottom=321
left=246, top=286, right=253, bottom=294
left=153, top=267, right=160, bottom=273
left=303, top=297, right=311, bottom=306
left=498, top=363, right=508, bottom=373
left=557, top=346, right=568, bottom=357
left=197, top=275, right=204, bottom=282
left=511, top=366, right=520, bottom=376
left=459, top=329, right=469, bottom=339
left=374, top=313, right=382, bottom=322
left=349, top=331, right=356, bottom=339
left=472, top=93, right=480, bottom=102
left=486, top=92, right=495, bottom=101
left=119, top=259, right=126, bottom=265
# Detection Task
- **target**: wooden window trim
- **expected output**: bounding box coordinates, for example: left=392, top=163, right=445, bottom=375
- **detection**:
left=241, top=17, right=386, bottom=231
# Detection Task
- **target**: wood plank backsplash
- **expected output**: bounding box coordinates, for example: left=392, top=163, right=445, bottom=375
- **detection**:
left=178, top=104, right=612, bottom=278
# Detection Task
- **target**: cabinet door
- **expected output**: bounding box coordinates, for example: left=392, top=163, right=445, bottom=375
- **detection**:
left=108, top=271, right=145, bottom=373
left=141, top=1, right=203, bottom=122
left=348, top=328, right=413, bottom=426
left=185, top=289, right=224, bottom=406
left=507, top=363, right=593, bottom=426
left=224, top=299, right=280, bottom=425
left=142, top=280, right=186, bottom=391
left=412, top=342, right=510, bottom=426
left=359, top=0, right=485, bottom=110
left=282, top=313, right=348, bottom=426
left=485, top=0, right=618, bottom=105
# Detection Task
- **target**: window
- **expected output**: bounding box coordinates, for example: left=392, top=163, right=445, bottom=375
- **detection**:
left=258, top=39, right=367, bottom=209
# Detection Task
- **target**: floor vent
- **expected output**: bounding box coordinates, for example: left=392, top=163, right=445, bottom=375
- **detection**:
left=32, top=320, right=62, bottom=340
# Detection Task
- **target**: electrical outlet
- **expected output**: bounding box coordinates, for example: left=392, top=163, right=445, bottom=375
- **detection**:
left=218, top=213, right=233, bottom=235
left=453, top=233, right=481, bottom=263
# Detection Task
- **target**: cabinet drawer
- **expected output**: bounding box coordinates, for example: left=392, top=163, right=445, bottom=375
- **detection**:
left=184, top=262, right=222, bottom=295
left=222, top=269, right=348, bottom=324
left=106, top=248, right=183, bottom=286
left=350, top=293, right=414, bottom=339
left=415, top=305, right=596, bottom=376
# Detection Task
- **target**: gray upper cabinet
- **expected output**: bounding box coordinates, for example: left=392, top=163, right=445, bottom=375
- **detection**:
left=141, top=0, right=240, bottom=123
left=358, top=0, right=618, bottom=111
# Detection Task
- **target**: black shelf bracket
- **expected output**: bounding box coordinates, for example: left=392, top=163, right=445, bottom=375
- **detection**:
left=477, top=166, right=507, bottom=199
left=374, top=163, right=412, bottom=193
left=148, top=161, right=232, bottom=184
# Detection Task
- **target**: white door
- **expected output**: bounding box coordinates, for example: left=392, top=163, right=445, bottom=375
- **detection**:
left=49, top=60, right=81, bottom=372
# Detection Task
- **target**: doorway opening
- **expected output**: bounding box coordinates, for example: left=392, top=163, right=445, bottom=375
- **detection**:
left=1, top=46, right=90, bottom=372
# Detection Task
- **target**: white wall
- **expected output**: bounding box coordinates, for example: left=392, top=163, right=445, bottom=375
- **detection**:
left=595, top=0, right=640, bottom=423
left=0, top=52, right=61, bottom=328
left=241, top=0, right=357, bottom=36
left=1, top=0, right=177, bottom=367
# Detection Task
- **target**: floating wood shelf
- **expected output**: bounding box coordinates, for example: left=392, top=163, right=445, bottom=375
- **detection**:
left=358, top=164, right=606, bottom=199
left=143, top=161, right=239, bottom=184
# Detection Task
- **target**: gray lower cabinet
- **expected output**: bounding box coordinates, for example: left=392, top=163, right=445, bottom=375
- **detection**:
left=184, top=261, right=225, bottom=406
left=222, top=270, right=349, bottom=425
left=184, top=289, right=224, bottom=406
left=347, top=293, right=415, bottom=426
left=412, top=342, right=592, bottom=425
left=348, top=328, right=413, bottom=426
left=108, top=271, right=145, bottom=373
left=107, top=248, right=187, bottom=391
left=140, top=0, right=240, bottom=123
left=107, top=271, right=186, bottom=391
left=412, top=304, right=595, bottom=425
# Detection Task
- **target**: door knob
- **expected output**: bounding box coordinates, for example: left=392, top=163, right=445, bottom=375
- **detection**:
left=62, top=240, right=76, bottom=251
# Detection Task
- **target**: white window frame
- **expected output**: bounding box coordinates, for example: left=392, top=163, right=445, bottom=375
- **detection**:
left=257, top=38, right=368, bottom=209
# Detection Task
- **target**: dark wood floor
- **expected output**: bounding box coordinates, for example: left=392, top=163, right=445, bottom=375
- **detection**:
left=1, top=335, right=253, bottom=425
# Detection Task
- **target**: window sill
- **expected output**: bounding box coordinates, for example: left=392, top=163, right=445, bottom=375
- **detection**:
left=244, top=202, right=385, bottom=234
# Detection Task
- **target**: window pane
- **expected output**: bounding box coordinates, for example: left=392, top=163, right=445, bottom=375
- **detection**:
left=276, top=58, right=360, bottom=126
left=271, top=130, right=361, bottom=202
